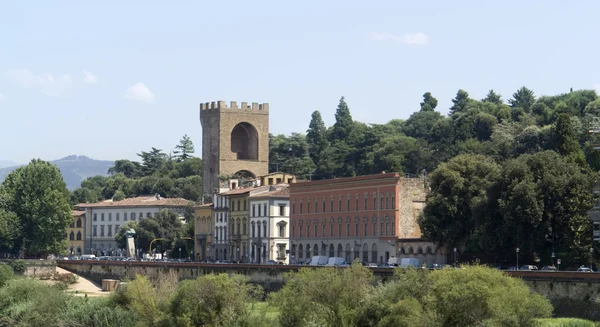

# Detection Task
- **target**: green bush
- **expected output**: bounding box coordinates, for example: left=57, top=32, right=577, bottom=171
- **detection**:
left=535, top=318, right=598, bottom=327
left=0, top=265, right=13, bottom=288
left=8, top=260, right=26, bottom=275
left=61, top=297, right=136, bottom=327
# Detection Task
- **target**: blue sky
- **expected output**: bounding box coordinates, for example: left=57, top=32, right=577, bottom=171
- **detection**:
left=1, top=0, right=599, bottom=164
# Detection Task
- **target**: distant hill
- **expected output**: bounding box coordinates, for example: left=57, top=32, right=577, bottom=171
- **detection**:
left=0, top=155, right=114, bottom=190
left=0, top=160, right=19, bottom=169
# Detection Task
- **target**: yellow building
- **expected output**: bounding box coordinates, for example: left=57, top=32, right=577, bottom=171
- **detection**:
left=194, top=204, right=213, bottom=261
left=227, top=191, right=250, bottom=262
left=66, top=210, right=85, bottom=256
left=259, top=172, right=297, bottom=186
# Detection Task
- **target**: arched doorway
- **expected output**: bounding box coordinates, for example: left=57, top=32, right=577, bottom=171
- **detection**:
left=231, top=122, right=259, bottom=160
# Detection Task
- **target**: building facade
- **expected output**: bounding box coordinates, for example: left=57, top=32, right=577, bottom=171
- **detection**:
left=289, top=172, right=445, bottom=265
left=194, top=204, right=213, bottom=261
left=199, top=100, right=270, bottom=196
left=66, top=210, right=85, bottom=256
left=248, top=187, right=290, bottom=264
left=77, top=195, right=191, bottom=256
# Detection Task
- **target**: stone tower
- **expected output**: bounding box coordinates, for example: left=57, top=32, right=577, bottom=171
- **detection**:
left=199, top=101, right=270, bottom=196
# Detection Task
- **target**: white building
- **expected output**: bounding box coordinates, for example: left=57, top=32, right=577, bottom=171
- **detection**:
left=77, top=194, right=192, bottom=256
left=248, top=186, right=290, bottom=264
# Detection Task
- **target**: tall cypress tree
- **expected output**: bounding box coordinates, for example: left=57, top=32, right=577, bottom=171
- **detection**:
left=555, top=113, right=580, bottom=156
left=306, top=110, right=329, bottom=164
left=329, top=97, right=354, bottom=142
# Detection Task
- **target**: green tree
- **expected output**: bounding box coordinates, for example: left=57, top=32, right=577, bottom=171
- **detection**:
left=173, top=134, right=195, bottom=162
left=482, top=89, right=503, bottom=104
left=108, top=159, right=142, bottom=178
left=114, top=209, right=184, bottom=255
left=509, top=86, right=536, bottom=112
left=270, top=262, right=374, bottom=327
left=0, top=263, right=13, bottom=287
left=419, top=154, right=501, bottom=249
left=0, top=209, right=20, bottom=255
left=112, top=190, right=126, bottom=201
left=449, top=89, right=470, bottom=116
left=419, top=92, right=438, bottom=111
left=329, top=96, right=354, bottom=142
left=137, top=147, right=168, bottom=175
left=0, top=159, right=72, bottom=256
left=306, top=110, right=329, bottom=165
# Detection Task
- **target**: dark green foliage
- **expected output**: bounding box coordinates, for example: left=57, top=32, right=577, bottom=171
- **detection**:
left=420, top=92, right=438, bottom=111
left=482, top=89, right=503, bottom=104
left=0, top=265, right=13, bottom=287
left=8, top=260, right=26, bottom=275
left=509, top=86, right=536, bottom=112
left=306, top=110, right=329, bottom=166
left=449, top=89, right=470, bottom=115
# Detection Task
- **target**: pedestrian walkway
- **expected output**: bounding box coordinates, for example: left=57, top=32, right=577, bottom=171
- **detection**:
left=56, top=267, right=109, bottom=297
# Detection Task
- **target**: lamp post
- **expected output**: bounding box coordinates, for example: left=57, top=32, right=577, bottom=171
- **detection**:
left=516, top=247, right=520, bottom=270
left=453, top=248, right=457, bottom=267
left=590, top=247, right=594, bottom=270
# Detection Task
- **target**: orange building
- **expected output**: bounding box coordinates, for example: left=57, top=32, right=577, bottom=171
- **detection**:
left=289, top=172, right=444, bottom=265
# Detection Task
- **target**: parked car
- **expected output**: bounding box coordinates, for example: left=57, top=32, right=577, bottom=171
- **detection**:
left=577, top=266, right=592, bottom=272
left=520, top=265, right=538, bottom=271
left=541, top=265, right=557, bottom=271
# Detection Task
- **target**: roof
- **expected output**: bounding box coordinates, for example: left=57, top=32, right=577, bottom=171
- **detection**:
left=249, top=186, right=289, bottom=199
left=72, top=210, right=85, bottom=216
left=76, top=195, right=193, bottom=209
left=290, top=172, right=401, bottom=188
left=194, top=203, right=213, bottom=208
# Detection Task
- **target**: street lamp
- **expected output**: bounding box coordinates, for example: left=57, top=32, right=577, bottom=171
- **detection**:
left=453, top=248, right=457, bottom=267
left=516, top=247, right=520, bottom=270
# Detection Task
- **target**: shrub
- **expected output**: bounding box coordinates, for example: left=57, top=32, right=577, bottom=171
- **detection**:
left=8, top=260, right=26, bottom=275
left=0, top=265, right=14, bottom=288
left=61, top=297, right=137, bottom=327
left=55, top=272, right=78, bottom=284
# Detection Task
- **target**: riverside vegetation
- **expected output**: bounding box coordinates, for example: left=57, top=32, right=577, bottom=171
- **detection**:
left=0, top=263, right=597, bottom=327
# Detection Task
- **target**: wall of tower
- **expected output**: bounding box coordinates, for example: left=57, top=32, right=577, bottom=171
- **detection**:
left=200, top=101, right=270, bottom=196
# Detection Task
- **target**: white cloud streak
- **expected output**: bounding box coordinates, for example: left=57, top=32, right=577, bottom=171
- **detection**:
left=5, top=68, right=99, bottom=97
left=370, top=32, right=430, bottom=46
left=124, top=82, right=155, bottom=103
left=83, top=71, right=98, bottom=84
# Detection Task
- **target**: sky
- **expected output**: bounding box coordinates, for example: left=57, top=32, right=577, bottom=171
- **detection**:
left=1, top=0, right=599, bottom=164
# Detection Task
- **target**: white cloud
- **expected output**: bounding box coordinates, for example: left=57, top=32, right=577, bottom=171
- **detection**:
left=6, top=68, right=75, bottom=97
left=370, top=32, right=430, bottom=46
left=124, top=82, right=155, bottom=103
left=83, top=71, right=98, bottom=84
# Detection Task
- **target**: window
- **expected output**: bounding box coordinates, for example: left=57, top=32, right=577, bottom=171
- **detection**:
left=307, top=202, right=311, bottom=214
left=76, top=218, right=82, bottom=228
left=385, top=196, right=389, bottom=209
left=315, top=201, right=318, bottom=213
left=146, top=212, right=151, bottom=218
left=380, top=197, right=384, bottom=210
left=252, top=223, right=255, bottom=238
left=364, top=223, right=368, bottom=236
left=330, top=222, right=333, bottom=237
left=307, top=223, right=310, bottom=237
left=108, top=213, right=112, bottom=221
left=391, top=196, right=395, bottom=209
left=139, top=212, right=143, bottom=219
left=330, top=200, right=333, bottom=212
left=338, top=224, right=341, bottom=236
left=299, top=225, right=303, bottom=237
left=93, top=213, right=97, bottom=221
left=279, top=224, right=285, bottom=237
left=252, top=204, right=256, bottom=217
left=347, top=199, right=350, bottom=211
left=392, top=222, right=395, bottom=234
left=322, top=224, right=325, bottom=237
left=279, top=205, right=285, bottom=216
left=373, top=198, right=377, bottom=210
left=380, top=223, right=384, bottom=236
left=346, top=223, right=350, bottom=236
left=300, top=203, right=303, bottom=214
left=237, top=200, right=241, bottom=212
left=373, top=222, right=377, bottom=236
left=292, top=225, right=295, bottom=237
left=232, top=201, right=236, bottom=211
left=292, top=203, right=295, bottom=214
left=124, top=212, right=128, bottom=221
left=322, top=201, right=326, bottom=212
left=76, top=231, right=82, bottom=240
left=364, top=198, right=368, bottom=210
left=115, top=225, right=120, bottom=234
left=101, top=213, right=105, bottom=221
left=243, top=219, right=247, bottom=234
left=258, top=205, right=261, bottom=217
left=93, top=226, right=97, bottom=236
left=355, top=223, right=359, bottom=236
left=100, top=226, right=105, bottom=237
left=263, top=204, right=267, bottom=216
left=386, top=222, right=389, bottom=236
left=116, top=213, right=120, bottom=221
left=236, top=220, right=241, bottom=235
left=314, top=224, right=317, bottom=238
left=69, top=222, right=75, bottom=228
left=108, top=225, right=112, bottom=237
left=338, top=200, right=342, bottom=212
left=244, top=200, right=247, bottom=211
left=69, top=232, right=75, bottom=240
left=355, top=198, right=359, bottom=211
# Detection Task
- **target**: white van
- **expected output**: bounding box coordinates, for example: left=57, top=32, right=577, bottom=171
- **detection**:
left=309, top=256, right=329, bottom=266
left=80, top=254, right=96, bottom=260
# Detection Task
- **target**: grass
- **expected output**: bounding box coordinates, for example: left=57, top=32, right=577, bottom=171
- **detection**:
left=535, top=318, right=599, bottom=327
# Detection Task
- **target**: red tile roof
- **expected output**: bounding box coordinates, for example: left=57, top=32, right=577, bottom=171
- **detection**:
left=76, top=195, right=193, bottom=208
left=72, top=210, right=86, bottom=216
left=249, top=186, right=289, bottom=198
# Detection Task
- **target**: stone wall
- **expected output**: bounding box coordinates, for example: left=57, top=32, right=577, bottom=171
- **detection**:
left=0, top=259, right=56, bottom=277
